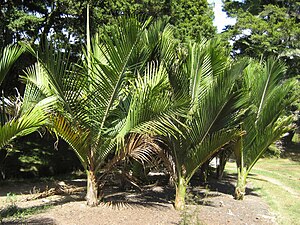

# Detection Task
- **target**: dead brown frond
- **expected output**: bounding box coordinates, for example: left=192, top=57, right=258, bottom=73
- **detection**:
left=21, top=182, right=86, bottom=202
left=102, top=134, right=163, bottom=173
left=99, top=201, right=133, bottom=210
left=125, top=133, right=162, bottom=164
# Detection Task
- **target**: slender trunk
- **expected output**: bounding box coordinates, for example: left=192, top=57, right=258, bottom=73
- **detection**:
left=217, top=149, right=230, bottom=180
left=233, top=135, right=246, bottom=200
left=234, top=167, right=247, bottom=200
left=199, top=161, right=209, bottom=182
left=175, top=176, right=187, bottom=210
left=86, top=169, right=98, bottom=206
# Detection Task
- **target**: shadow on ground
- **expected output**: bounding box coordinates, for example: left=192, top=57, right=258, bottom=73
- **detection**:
left=186, top=173, right=261, bottom=207
left=281, top=142, right=300, bottom=162
left=1, top=217, right=56, bottom=225
left=0, top=163, right=268, bottom=222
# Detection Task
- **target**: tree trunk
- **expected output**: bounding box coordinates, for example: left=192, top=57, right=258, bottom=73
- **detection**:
left=174, top=177, right=187, bottom=210
left=234, top=168, right=247, bottom=200
left=86, top=169, right=98, bottom=206
left=217, top=148, right=231, bottom=180
left=199, top=161, right=209, bottom=183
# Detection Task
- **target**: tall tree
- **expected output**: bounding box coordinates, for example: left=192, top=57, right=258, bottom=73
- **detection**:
left=0, top=0, right=216, bottom=49
left=169, top=0, right=216, bottom=40
left=222, top=0, right=300, bottom=77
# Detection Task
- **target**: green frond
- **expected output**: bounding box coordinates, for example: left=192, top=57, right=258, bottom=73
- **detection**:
left=51, top=114, right=89, bottom=168
left=95, top=138, right=116, bottom=172
left=188, top=59, right=247, bottom=145
left=23, top=42, right=78, bottom=115
left=0, top=45, right=24, bottom=85
left=239, top=57, right=297, bottom=172
left=186, top=129, right=240, bottom=181
left=116, top=62, right=188, bottom=144
left=0, top=96, right=56, bottom=149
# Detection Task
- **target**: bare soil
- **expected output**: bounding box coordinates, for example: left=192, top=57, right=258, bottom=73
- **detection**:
left=0, top=175, right=277, bottom=225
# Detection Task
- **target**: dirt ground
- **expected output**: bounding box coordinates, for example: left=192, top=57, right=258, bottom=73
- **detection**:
left=0, top=175, right=277, bottom=225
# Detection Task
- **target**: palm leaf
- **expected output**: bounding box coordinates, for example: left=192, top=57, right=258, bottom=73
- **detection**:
left=0, top=96, right=56, bottom=149
left=186, top=129, right=241, bottom=181
left=240, top=58, right=298, bottom=171
left=116, top=62, right=188, bottom=142
left=51, top=114, right=89, bottom=167
left=0, top=45, right=24, bottom=85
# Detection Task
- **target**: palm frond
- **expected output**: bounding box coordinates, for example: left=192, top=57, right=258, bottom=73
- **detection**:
left=24, top=43, right=81, bottom=115
left=0, top=45, right=24, bottom=85
left=116, top=62, right=188, bottom=143
left=188, top=59, right=247, bottom=146
left=87, top=18, right=153, bottom=134
left=0, top=96, right=56, bottom=149
left=186, top=129, right=241, bottom=181
left=51, top=114, right=89, bottom=168
left=240, top=58, right=298, bottom=171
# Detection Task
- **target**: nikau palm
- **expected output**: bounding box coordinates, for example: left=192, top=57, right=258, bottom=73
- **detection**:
left=0, top=45, right=55, bottom=149
left=25, top=16, right=185, bottom=206
left=234, top=58, right=298, bottom=200
left=166, top=39, right=247, bottom=210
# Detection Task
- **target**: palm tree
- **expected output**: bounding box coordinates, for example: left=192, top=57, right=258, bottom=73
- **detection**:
left=233, top=58, right=298, bottom=200
left=165, top=39, right=247, bottom=210
left=0, top=45, right=55, bottom=149
left=24, top=17, right=185, bottom=206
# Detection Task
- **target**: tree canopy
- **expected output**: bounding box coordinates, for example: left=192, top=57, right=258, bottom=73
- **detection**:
left=0, top=0, right=216, bottom=50
left=223, top=0, right=300, bottom=76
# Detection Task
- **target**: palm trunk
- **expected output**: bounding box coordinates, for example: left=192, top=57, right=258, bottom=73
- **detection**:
left=233, top=135, right=247, bottom=200
left=234, top=167, right=247, bottom=200
left=86, top=169, right=98, bottom=206
left=175, top=176, right=187, bottom=210
left=216, top=147, right=230, bottom=180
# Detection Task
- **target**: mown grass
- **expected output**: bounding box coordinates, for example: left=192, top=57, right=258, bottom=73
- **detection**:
left=226, top=151, right=300, bottom=225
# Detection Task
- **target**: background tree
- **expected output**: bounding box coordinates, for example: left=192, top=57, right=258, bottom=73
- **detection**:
left=222, top=0, right=300, bottom=78
left=0, top=0, right=216, bottom=50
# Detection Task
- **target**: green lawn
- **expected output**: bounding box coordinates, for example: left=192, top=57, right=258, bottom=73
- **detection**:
left=226, top=155, right=300, bottom=225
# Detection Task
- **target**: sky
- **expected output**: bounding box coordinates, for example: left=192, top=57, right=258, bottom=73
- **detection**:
left=208, top=0, right=236, bottom=33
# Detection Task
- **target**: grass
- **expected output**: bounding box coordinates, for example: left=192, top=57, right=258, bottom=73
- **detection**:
left=225, top=150, right=300, bottom=225
left=0, top=204, right=52, bottom=221
left=0, top=191, right=53, bottom=222
left=180, top=206, right=204, bottom=225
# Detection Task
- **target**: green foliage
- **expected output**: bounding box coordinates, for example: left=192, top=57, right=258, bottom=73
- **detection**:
left=0, top=45, right=24, bottom=86
left=233, top=58, right=298, bottom=199
left=0, top=204, right=52, bottom=219
left=0, top=0, right=215, bottom=50
left=223, top=0, right=300, bottom=77
left=24, top=17, right=188, bottom=205
left=0, top=45, right=56, bottom=151
left=168, top=0, right=216, bottom=40
left=164, top=37, right=248, bottom=209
